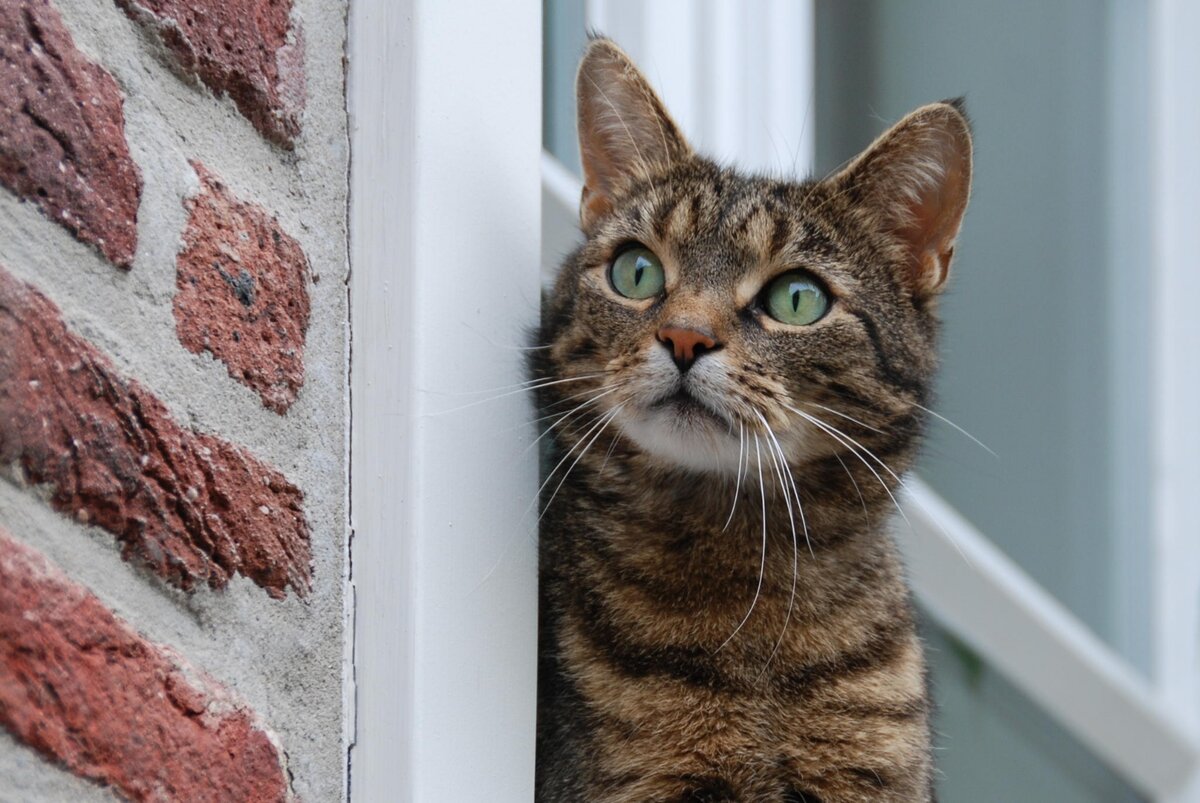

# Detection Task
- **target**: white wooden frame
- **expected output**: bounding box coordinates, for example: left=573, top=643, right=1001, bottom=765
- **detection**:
left=586, top=0, right=814, bottom=175
left=1150, top=0, right=1200, bottom=751
left=901, top=480, right=1200, bottom=800
left=348, top=1, right=542, bottom=799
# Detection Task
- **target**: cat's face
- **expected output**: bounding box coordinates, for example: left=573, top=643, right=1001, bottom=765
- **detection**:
left=539, top=39, right=971, bottom=477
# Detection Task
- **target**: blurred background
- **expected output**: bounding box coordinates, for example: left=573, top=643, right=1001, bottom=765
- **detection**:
left=542, top=2, right=1198, bottom=800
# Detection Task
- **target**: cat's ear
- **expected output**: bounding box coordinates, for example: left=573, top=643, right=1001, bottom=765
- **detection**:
left=829, top=101, right=972, bottom=298
left=576, top=37, right=692, bottom=232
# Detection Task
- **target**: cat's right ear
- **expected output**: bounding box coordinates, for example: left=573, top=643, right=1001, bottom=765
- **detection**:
left=827, top=101, right=972, bottom=299
left=576, top=37, right=692, bottom=233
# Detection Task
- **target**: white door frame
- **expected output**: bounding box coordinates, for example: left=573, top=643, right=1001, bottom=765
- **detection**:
left=347, top=1, right=542, bottom=799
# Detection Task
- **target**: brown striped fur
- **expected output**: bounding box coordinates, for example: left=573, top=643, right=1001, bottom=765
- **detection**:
left=534, top=38, right=972, bottom=802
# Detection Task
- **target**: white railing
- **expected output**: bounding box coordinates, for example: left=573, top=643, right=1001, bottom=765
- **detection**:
left=902, top=479, right=1200, bottom=800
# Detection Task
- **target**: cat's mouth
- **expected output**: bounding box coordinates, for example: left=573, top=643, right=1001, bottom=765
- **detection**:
left=650, top=388, right=727, bottom=424
left=618, top=386, right=742, bottom=473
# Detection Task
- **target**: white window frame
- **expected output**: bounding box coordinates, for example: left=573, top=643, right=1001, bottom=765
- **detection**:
left=586, top=0, right=815, bottom=176
left=347, top=1, right=1200, bottom=799
left=1150, top=0, right=1200, bottom=743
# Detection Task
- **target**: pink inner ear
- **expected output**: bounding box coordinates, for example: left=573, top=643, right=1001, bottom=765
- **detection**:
left=897, top=156, right=969, bottom=296
left=574, top=41, right=693, bottom=233
left=834, top=103, right=973, bottom=298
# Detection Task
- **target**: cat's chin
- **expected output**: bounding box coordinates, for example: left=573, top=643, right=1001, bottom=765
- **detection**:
left=616, top=406, right=744, bottom=474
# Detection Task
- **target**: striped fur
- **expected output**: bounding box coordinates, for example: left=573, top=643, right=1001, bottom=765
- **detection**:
left=534, top=39, right=972, bottom=802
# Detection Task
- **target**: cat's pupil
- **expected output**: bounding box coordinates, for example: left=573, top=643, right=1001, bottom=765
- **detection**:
left=635, top=263, right=645, bottom=285
left=791, top=289, right=802, bottom=311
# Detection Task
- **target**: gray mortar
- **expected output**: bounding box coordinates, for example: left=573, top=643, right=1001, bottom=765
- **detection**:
left=0, top=0, right=349, bottom=800
left=0, top=730, right=118, bottom=803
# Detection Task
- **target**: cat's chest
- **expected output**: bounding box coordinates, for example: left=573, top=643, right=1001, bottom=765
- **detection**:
left=560, top=636, right=788, bottom=793
left=557, top=645, right=855, bottom=803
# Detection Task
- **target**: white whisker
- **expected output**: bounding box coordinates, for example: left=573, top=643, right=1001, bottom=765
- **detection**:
left=786, top=405, right=973, bottom=567
left=598, top=421, right=622, bottom=475
left=803, top=401, right=885, bottom=435
left=460, top=322, right=553, bottom=352
left=502, top=382, right=620, bottom=435
left=518, top=386, right=623, bottom=459
left=913, top=402, right=998, bottom=458
left=756, top=413, right=801, bottom=674
left=835, top=452, right=870, bottom=527
left=722, top=422, right=746, bottom=532
left=784, top=404, right=913, bottom=533
left=451, top=371, right=604, bottom=397
left=472, top=391, right=622, bottom=594
left=517, top=407, right=615, bottom=526
left=717, top=433, right=768, bottom=653
left=758, top=411, right=814, bottom=560
left=538, top=405, right=624, bottom=524
left=426, top=374, right=604, bottom=416
left=786, top=405, right=905, bottom=486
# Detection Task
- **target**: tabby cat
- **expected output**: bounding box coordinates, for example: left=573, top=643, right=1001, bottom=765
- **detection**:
left=533, top=38, right=971, bottom=802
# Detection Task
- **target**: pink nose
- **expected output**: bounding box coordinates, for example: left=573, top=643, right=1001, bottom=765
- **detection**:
left=656, top=326, right=721, bottom=372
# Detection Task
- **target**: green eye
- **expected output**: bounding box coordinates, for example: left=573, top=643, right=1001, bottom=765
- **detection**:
left=609, top=246, right=665, bottom=299
left=764, top=271, right=829, bottom=325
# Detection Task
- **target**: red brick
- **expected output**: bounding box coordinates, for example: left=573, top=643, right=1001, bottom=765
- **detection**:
left=116, top=0, right=304, bottom=148
left=0, top=0, right=142, bottom=268
left=0, top=530, right=293, bottom=802
left=0, top=266, right=312, bottom=598
left=174, top=163, right=310, bottom=414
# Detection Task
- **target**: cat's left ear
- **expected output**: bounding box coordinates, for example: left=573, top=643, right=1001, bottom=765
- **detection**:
left=829, top=101, right=972, bottom=298
left=576, top=38, right=693, bottom=233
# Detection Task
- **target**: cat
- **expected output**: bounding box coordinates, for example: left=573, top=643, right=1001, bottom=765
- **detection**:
left=532, top=37, right=971, bottom=803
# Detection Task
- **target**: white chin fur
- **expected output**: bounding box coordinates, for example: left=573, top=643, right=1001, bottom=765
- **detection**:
left=617, top=407, right=745, bottom=474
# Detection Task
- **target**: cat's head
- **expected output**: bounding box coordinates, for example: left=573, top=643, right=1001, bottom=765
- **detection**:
left=537, top=38, right=971, bottom=477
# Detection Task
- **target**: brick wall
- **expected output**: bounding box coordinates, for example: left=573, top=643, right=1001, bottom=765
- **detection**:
left=0, top=0, right=348, bottom=799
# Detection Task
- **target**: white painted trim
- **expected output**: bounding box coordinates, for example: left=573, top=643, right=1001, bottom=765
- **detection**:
left=542, top=150, right=583, bottom=224
left=703, top=0, right=745, bottom=163
left=765, top=0, right=815, bottom=176
left=584, top=0, right=815, bottom=177
left=642, top=1, right=701, bottom=140
left=541, top=151, right=584, bottom=287
left=1151, top=0, right=1200, bottom=747
left=348, top=1, right=541, bottom=799
left=900, top=478, right=1200, bottom=800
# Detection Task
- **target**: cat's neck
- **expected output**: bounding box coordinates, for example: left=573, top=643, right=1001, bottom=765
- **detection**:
left=541, top=431, right=917, bottom=669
